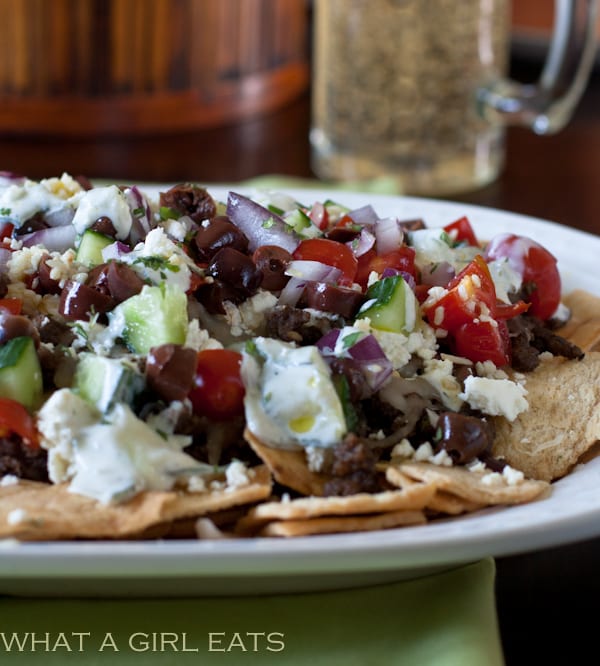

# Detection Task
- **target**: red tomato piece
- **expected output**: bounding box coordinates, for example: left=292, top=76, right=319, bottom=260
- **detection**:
left=292, top=238, right=358, bottom=286
left=0, top=221, right=14, bottom=241
left=484, top=234, right=561, bottom=321
left=423, top=256, right=497, bottom=330
left=188, top=350, right=245, bottom=421
left=452, top=319, right=511, bottom=367
left=0, top=298, right=22, bottom=315
left=444, top=216, right=479, bottom=246
left=0, top=398, right=39, bottom=448
left=355, top=246, right=417, bottom=288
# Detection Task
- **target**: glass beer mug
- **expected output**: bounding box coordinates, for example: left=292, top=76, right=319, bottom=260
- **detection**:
left=311, top=0, right=598, bottom=196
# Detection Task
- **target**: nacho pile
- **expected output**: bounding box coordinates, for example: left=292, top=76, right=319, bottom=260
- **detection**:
left=0, top=174, right=597, bottom=540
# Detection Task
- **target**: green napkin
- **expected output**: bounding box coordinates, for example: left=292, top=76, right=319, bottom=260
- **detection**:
left=0, top=558, right=503, bottom=665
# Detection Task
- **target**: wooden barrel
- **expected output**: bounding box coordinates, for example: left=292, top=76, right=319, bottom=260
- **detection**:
left=0, top=0, right=309, bottom=135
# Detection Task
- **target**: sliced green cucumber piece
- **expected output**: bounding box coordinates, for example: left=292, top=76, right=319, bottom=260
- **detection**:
left=118, top=284, right=188, bottom=354
left=74, top=353, right=145, bottom=413
left=356, top=275, right=417, bottom=334
left=0, top=336, right=43, bottom=410
left=76, top=229, right=114, bottom=267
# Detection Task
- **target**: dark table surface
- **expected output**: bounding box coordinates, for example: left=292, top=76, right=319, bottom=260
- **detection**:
left=1, top=57, right=599, bottom=665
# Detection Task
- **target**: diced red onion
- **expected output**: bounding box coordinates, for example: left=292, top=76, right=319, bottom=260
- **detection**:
left=346, top=335, right=393, bottom=390
left=285, top=260, right=342, bottom=284
left=277, top=276, right=307, bottom=307
left=420, top=261, right=455, bottom=287
left=375, top=217, right=404, bottom=254
left=380, top=268, right=417, bottom=291
left=317, top=329, right=393, bottom=392
left=347, top=228, right=375, bottom=257
left=226, top=192, right=299, bottom=253
left=102, top=241, right=132, bottom=262
left=348, top=205, right=379, bottom=226
left=316, top=329, right=341, bottom=354
left=20, top=225, right=77, bottom=252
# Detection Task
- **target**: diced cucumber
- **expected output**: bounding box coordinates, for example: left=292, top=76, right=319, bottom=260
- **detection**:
left=356, top=275, right=417, bottom=334
left=0, top=336, right=43, bottom=410
left=74, top=353, right=145, bottom=413
left=283, top=209, right=320, bottom=238
left=118, top=284, right=188, bottom=354
left=76, top=229, right=114, bottom=267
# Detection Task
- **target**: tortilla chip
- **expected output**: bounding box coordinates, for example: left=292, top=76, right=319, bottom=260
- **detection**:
left=397, top=462, right=549, bottom=505
left=557, top=290, right=600, bottom=351
left=245, top=428, right=331, bottom=496
left=0, top=466, right=272, bottom=541
left=236, top=479, right=436, bottom=535
left=258, top=510, right=426, bottom=537
left=492, top=353, right=600, bottom=481
left=384, top=465, right=484, bottom=515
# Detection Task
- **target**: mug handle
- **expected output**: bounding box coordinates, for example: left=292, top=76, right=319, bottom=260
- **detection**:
left=478, top=0, right=598, bottom=134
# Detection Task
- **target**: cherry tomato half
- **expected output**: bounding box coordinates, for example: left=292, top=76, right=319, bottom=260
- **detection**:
left=0, top=397, right=39, bottom=448
left=452, top=319, right=511, bottom=367
left=484, top=233, right=561, bottom=321
left=292, top=238, right=358, bottom=287
left=355, top=246, right=417, bottom=289
left=423, top=255, right=498, bottom=331
left=443, top=216, right=479, bottom=246
left=188, top=349, right=245, bottom=421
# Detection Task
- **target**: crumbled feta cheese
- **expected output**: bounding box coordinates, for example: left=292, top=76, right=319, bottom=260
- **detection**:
left=225, top=461, right=252, bottom=489
left=187, top=476, right=207, bottom=493
left=305, top=446, right=327, bottom=472
left=185, top=320, right=223, bottom=352
left=355, top=317, right=438, bottom=369
left=459, top=375, right=528, bottom=421
left=223, top=291, right=278, bottom=337
left=7, top=245, right=47, bottom=282
left=391, top=439, right=415, bottom=458
left=481, top=472, right=503, bottom=486
left=475, top=360, right=509, bottom=380
left=429, top=449, right=454, bottom=467
left=422, top=358, right=464, bottom=411
left=414, top=442, right=434, bottom=461
left=502, top=465, right=525, bottom=486
left=466, top=460, right=487, bottom=473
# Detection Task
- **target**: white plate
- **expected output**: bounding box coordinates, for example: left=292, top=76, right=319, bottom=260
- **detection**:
left=2, top=188, right=600, bottom=598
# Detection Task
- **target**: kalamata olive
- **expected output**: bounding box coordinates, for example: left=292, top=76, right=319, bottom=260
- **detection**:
left=159, top=184, right=217, bottom=223
left=106, top=261, right=145, bottom=302
left=194, top=281, right=243, bottom=315
left=0, top=312, right=39, bottom=346
left=435, top=412, right=493, bottom=464
left=326, top=226, right=361, bottom=244
left=36, top=256, right=62, bottom=295
left=252, top=245, right=292, bottom=291
left=146, top=344, right=197, bottom=402
left=90, top=216, right=118, bottom=237
left=87, top=262, right=144, bottom=303
left=208, top=247, right=262, bottom=295
left=194, top=216, right=249, bottom=261
left=86, top=264, right=111, bottom=296
left=59, top=280, right=115, bottom=321
left=300, top=282, right=365, bottom=318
